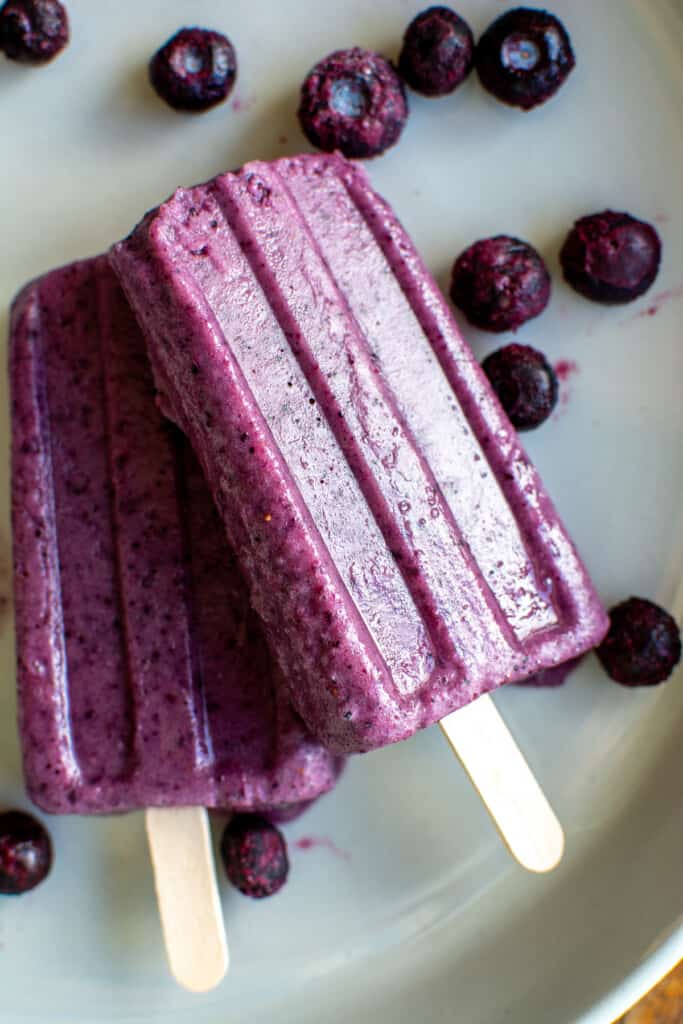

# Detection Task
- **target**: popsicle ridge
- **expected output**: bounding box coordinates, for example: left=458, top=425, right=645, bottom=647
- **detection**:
left=10, top=257, right=343, bottom=810
left=111, top=153, right=608, bottom=753
left=114, top=201, right=409, bottom=751
left=10, top=278, right=81, bottom=803
left=335, top=157, right=596, bottom=641
left=209, top=164, right=521, bottom=670
left=96, top=265, right=215, bottom=791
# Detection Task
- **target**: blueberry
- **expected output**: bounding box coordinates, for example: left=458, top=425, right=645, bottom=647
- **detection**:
left=450, top=235, right=550, bottom=333
left=0, top=0, right=69, bottom=64
left=560, top=210, right=661, bottom=304
left=0, top=810, right=52, bottom=894
left=398, top=6, right=474, bottom=97
left=220, top=814, right=289, bottom=898
left=149, top=27, right=237, bottom=113
left=298, top=47, right=408, bottom=159
left=482, top=343, right=557, bottom=430
left=475, top=7, right=575, bottom=110
left=597, top=597, right=681, bottom=687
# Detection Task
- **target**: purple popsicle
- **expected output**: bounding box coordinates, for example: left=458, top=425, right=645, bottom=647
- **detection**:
left=111, top=152, right=608, bottom=755
left=9, top=256, right=342, bottom=815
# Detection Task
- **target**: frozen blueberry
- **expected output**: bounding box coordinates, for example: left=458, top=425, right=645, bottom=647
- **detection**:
left=560, top=210, right=661, bottom=304
left=450, top=235, right=550, bottom=333
left=0, top=810, right=52, bottom=894
left=149, top=27, right=237, bottom=112
left=298, top=47, right=408, bottom=159
left=220, top=814, right=289, bottom=898
left=597, top=597, right=681, bottom=687
left=398, top=6, right=474, bottom=97
left=0, top=0, right=69, bottom=64
left=482, top=343, right=557, bottom=430
left=475, top=7, right=575, bottom=110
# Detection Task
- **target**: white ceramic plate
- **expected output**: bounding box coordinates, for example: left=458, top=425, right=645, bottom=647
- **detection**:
left=1, top=1, right=682, bottom=1021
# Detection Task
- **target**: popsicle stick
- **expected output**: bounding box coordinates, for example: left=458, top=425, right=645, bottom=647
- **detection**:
left=145, top=807, right=229, bottom=991
left=439, top=694, right=565, bottom=873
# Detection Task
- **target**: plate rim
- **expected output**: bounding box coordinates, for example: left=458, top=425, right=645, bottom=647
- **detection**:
left=2, top=2, right=683, bottom=1022
left=577, top=928, right=683, bottom=1023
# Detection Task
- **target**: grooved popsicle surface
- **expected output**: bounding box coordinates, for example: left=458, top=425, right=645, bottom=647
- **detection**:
left=112, top=152, right=608, bottom=754
left=10, top=257, right=341, bottom=813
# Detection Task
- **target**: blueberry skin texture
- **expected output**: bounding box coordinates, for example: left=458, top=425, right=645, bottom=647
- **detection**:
left=220, top=814, right=289, bottom=899
left=597, top=598, right=681, bottom=687
left=482, top=343, right=558, bottom=430
left=0, top=811, right=52, bottom=895
left=475, top=7, right=575, bottom=110
left=560, top=210, right=662, bottom=304
left=149, top=27, right=237, bottom=113
left=0, top=0, right=69, bottom=64
left=450, top=235, right=551, bottom=333
left=398, top=6, right=474, bottom=97
left=298, top=47, right=408, bottom=159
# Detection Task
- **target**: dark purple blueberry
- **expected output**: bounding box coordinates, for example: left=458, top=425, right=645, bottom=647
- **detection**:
left=482, top=343, right=557, bottom=430
left=596, top=598, right=681, bottom=687
left=450, top=235, right=550, bottom=333
left=149, top=27, right=237, bottom=113
left=398, top=6, right=474, bottom=97
left=560, top=211, right=661, bottom=304
left=475, top=7, right=575, bottom=110
left=0, top=0, right=69, bottom=64
left=298, top=47, right=408, bottom=159
left=220, top=814, right=289, bottom=898
left=0, top=810, right=52, bottom=894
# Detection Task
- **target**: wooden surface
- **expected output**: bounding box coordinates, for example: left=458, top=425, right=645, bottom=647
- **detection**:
left=619, top=961, right=683, bottom=1023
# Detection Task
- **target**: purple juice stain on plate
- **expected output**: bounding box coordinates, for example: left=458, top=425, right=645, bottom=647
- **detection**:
left=630, top=282, right=683, bottom=320
left=231, top=95, right=254, bottom=113
left=294, top=835, right=351, bottom=862
left=552, top=359, right=579, bottom=414
left=554, top=359, right=579, bottom=383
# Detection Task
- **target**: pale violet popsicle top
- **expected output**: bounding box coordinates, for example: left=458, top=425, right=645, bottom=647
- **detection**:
left=111, top=153, right=608, bottom=755
left=9, top=257, right=342, bottom=814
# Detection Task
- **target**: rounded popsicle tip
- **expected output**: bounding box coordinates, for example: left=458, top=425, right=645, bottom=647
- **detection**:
left=512, top=814, right=565, bottom=874
left=171, top=940, right=229, bottom=994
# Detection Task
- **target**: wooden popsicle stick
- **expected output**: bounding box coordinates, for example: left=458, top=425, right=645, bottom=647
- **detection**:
left=145, top=807, right=229, bottom=992
left=439, top=694, right=565, bottom=874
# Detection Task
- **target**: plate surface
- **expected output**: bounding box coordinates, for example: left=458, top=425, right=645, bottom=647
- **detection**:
left=1, top=1, right=682, bottom=1021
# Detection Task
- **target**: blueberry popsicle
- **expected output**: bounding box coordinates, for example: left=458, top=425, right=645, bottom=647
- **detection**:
left=111, top=152, right=608, bottom=756
left=9, top=256, right=342, bottom=815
